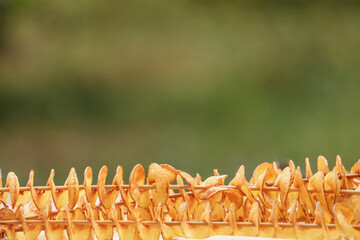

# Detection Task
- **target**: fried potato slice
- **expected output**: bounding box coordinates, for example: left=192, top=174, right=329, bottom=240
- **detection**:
left=50, top=169, right=68, bottom=211
left=83, top=167, right=98, bottom=209
left=44, top=205, right=67, bottom=240
left=223, top=190, right=243, bottom=212
left=334, top=203, right=360, bottom=239
left=308, top=172, right=328, bottom=214
left=234, top=202, right=260, bottom=237
left=273, top=167, right=291, bottom=210
left=324, top=171, right=340, bottom=211
left=110, top=205, right=139, bottom=240
left=30, top=170, right=54, bottom=210
left=317, top=155, right=329, bottom=175
left=5, top=172, right=19, bottom=208
left=229, top=165, right=256, bottom=203
left=207, top=202, right=232, bottom=236
left=160, top=221, right=184, bottom=240
left=181, top=202, right=210, bottom=239
left=305, top=157, right=313, bottom=179
left=18, top=205, right=42, bottom=240
left=15, top=172, right=32, bottom=208
left=65, top=207, right=91, bottom=240
left=51, top=168, right=80, bottom=211
left=135, top=204, right=161, bottom=240
left=148, top=163, right=178, bottom=185
left=98, top=166, right=119, bottom=209
left=252, top=162, right=277, bottom=185
left=0, top=208, right=16, bottom=240
left=66, top=168, right=80, bottom=210
left=147, top=164, right=170, bottom=212
left=85, top=203, right=113, bottom=240
left=130, top=164, right=151, bottom=209
left=333, top=155, right=352, bottom=189
left=293, top=167, right=315, bottom=215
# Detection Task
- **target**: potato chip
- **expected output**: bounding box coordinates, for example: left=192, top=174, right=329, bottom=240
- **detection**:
left=50, top=170, right=68, bottom=211
left=110, top=205, right=139, bottom=240
left=293, top=167, right=315, bottom=215
left=317, top=155, right=329, bottom=175
left=234, top=202, right=260, bottom=237
left=18, top=205, right=42, bottom=240
left=5, top=172, right=19, bottom=209
left=65, top=206, right=91, bottom=240
left=98, top=166, right=119, bottom=209
left=147, top=164, right=170, bottom=212
left=351, top=159, right=360, bottom=174
left=334, top=203, right=360, bottom=239
left=229, top=165, right=256, bottom=203
left=324, top=171, right=340, bottom=211
left=252, top=162, right=277, bottom=185
left=181, top=202, right=210, bottom=239
left=273, top=167, right=291, bottom=210
left=30, top=170, right=54, bottom=210
left=308, top=172, right=328, bottom=213
left=277, top=200, right=296, bottom=239
left=15, top=172, right=32, bottom=208
left=83, top=167, right=98, bottom=209
left=129, top=164, right=151, bottom=209
left=0, top=208, right=16, bottom=240
left=85, top=202, right=113, bottom=240
left=333, top=155, right=352, bottom=190
left=305, top=157, right=313, bottom=179
left=44, top=205, right=67, bottom=240
left=66, top=168, right=80, bottom=210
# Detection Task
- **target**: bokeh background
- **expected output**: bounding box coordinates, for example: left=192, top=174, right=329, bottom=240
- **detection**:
left=1, top=1, right=360, bottom=184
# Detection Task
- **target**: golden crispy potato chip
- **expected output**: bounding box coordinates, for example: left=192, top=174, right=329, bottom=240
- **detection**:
left=111, top=205, right=139, bottom=240
left=85, top=203, right=113, bottom=240
left=15, top=172, right=32, bottom=208
left=135, top=204, right=161, bottom=240
left=160, top=221, right=184, bottom=240
left=252, top=162, right=277, bottom=185
left=50, top=169, right=68, bottom=211
left=234, top=202, right=260, bottom=237
left=30, top=169, right=54, bottom=210
left=308, top=172, right=328, bottom=213
left=293, top=167, right=315, bottom=215
left=317, top=155, right=329, bottom=175
left=333, top=155, right=352, bottom=190
left=44, top=206, right=67, bottom=240
left=223, top=190, right=243, bottom=211
left=305, top=157, right=313, bottom=179
left=277, top=200, right=296, bottom=239
left=229, top=165, right=256, bottom=203
left=273, top=167, right=291, bottom=210
left=83, top=167, right=98, bottom=209
left=148, top=163, right=178, bottom=185
left=98, top=166, right=119, bottom=209
left=18, top=205, right=42, bottom=240
left=273, top=161, right=282, bottom=176
left=207, top=201, right=233, bottom=236
left=5, top=172, right=19, bottom=208
left=181, top=203, right=210, bottom=239
left=324, top=171, right=340, bottom=211
left=334, top=203, right=360, bottom=239
left=0, top=208, right=16, bottom=240
left=65, top=206, right=91, bottom=240
left=147, top=164, right=170, bottom=212
left=129, top=164, right=151, bottom=209
left=51, top=168, right=80, bottom=211
left=351, top=159, right=360, bottom=174
left=257, top=168, right=273, bottom=209
left=66, top=168, right=80, bottom=210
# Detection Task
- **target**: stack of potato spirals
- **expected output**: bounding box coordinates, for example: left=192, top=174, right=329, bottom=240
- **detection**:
left=1, top=155, right=360, bottom=240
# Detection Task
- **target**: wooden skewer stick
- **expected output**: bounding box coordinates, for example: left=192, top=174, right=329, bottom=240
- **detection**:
left=1, top=219, right=359, bottom=230
left=0, top=184, right=359, bottom=195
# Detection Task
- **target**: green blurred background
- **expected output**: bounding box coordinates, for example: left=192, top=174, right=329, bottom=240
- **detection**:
left=1, top=0, right=360, bottom=184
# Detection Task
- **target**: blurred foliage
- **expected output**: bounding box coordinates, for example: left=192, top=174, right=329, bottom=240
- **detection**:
left=1, top=0, right=360, bottom=183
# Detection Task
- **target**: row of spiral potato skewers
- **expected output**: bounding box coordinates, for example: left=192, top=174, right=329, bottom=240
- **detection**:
left=1, top=155, right=360, bottom=239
